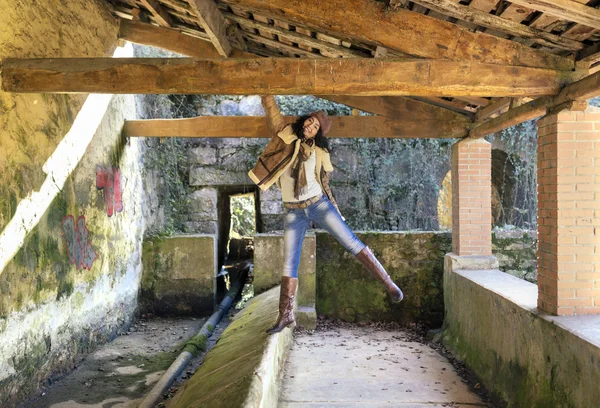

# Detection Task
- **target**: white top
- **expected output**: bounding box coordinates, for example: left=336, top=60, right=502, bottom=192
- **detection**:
left=279, top=150, right=323, bottom=202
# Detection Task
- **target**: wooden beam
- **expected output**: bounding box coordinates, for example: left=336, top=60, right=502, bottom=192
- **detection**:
left=321, top=95, right=472, bottom=122
left=1, top=58, right=582, bottom=96
left=118, top=19, right=254, bottom=58
left=410, top=0, right=584, bottom=51
left=508, top=0, right=600, bottom=30
left=185, top=0, right=235, bottom=56
left=469, top=70, right=600, bottom=138
left=139, top=0, right=173, bottom=27
left=220, top=0, right=574, bottom=70
left=123, top=116, right=470, bottom=138
left=475, top=97, right=511, bottom=121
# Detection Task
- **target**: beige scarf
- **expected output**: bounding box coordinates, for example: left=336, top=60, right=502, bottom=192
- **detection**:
left=290, top=139, right=316, bottom=200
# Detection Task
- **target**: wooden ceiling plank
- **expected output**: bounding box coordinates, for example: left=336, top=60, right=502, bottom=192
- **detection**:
left=294, top=27, right=314, bottom=52
left=139, top=0, right=173, bottom=26
left=251, top=14, right=276, bottom=40
left=320, top=95, right=472, bottom=122
left=219, top=0, right=574, bottom=70
left=224, top=12, right=363, bottom=58
left=410, top=0, right=583, bottom=50
left=117, top=19, right=252, bottom=58
left=123, top=115, right=470, bottom=138
left=453, top=96, right=491, bottom=107
left=185, top=0, right=235, bottom=56
left=241, top=32, right=321, bottom=58
left=508, top=0, right=600, bottom=29
left=1, top=57, right=583, bottom=96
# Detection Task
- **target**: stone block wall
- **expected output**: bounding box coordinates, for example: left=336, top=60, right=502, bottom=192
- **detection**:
left=314, top=230, right=537, bottom=326
left=0, top=3, right=151, bottom=405
left=141, top=235, right=217, bottom=315
left=493, top=230, right=537, bottom=282
left=253, top=233, right=316, bottom=295
left=317, top=231, right=451, bottom=326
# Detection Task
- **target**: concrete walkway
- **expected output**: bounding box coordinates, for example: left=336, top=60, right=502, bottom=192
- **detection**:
left=279, top=326, right=491, bottom=408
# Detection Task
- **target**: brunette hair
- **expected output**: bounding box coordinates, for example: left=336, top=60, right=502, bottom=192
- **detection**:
left=291, top=115, right=331, bottom=153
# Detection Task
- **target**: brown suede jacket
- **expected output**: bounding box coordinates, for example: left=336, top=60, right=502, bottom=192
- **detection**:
left=248, top=96, right=342, bottom=215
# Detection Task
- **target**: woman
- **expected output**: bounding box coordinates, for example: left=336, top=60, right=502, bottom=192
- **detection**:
left=248, top=96, right=404, bottom=334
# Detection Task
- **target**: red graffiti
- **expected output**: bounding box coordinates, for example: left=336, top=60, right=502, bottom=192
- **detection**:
left=61, top=215, right=98, bottom=270
left=96, top=166, right=123, bottom=216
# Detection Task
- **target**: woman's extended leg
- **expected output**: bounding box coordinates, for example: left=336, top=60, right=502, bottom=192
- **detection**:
left=267, top=208, right=309, bottom=334
left=309, top=196, right=404, bottom=303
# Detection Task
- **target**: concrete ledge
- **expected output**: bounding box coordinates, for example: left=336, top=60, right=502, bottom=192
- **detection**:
left=167, top=286, right=293, bottom=408
left=443, top=254, right=600, bottom=407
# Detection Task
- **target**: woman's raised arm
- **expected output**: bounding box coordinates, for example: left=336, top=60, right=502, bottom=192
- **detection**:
left=261, top=95, right=286, bottom=135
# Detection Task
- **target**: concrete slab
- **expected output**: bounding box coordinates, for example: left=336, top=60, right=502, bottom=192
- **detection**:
left=279, top=327, right=489, bottom=408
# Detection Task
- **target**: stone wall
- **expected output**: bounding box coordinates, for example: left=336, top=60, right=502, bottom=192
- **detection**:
left=0, top=2, right=148, bottom=406
left=141, top=235, right=217, bottom=315
left=493, top=229, right=537, bottom=283
left=317, top=231, right=451, bottom=326
left=315, top=230, right=537, bottom=326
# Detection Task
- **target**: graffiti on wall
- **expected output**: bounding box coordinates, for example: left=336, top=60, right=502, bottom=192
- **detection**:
left=96, top=166, right=123, bottom=217
left=61, top=215, right=98, bottom=270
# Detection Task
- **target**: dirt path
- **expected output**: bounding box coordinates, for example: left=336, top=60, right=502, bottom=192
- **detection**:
left=20, top=315, right=230, bottom=408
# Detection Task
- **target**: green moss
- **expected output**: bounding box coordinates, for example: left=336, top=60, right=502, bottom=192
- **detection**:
left=170, top=288, right=280, bottom=408
left=316, top=231, right=450, bottom=326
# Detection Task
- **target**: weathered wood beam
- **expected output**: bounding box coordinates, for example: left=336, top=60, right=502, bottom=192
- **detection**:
left=139, top=0, right=173, bottom=27
left=185, top=0, right=236, bottom=56
left=509, top=0, right=600, bottom=30
left=475, top=97, right=511, bottom=121
left=410, top=0, right=584, bottom=51
left=469, top=70, right=600, bottom=138
left=220, top=0, right=574, bottom=70
left=321, top=95, right=472, bottom=122
left=1, top=58, right=582, bottom=96
left=123, top=116, right=470, bottom=138
left=118, top=19, right=254, bottom=58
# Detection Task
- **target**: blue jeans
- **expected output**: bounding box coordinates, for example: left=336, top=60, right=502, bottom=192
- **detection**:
left=283, top=195, right=365, bottom=278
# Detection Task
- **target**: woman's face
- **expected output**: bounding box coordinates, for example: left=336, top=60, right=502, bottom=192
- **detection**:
left=303, top=116, right=320, bottom=139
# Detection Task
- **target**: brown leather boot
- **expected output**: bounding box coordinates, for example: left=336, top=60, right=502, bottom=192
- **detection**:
left=266, top=276, right=298, bottom=334
left=355, top=246, right=404, bottom=303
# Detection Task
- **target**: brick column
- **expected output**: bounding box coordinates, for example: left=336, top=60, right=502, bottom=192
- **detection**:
left=451, top=138, right=492, bottom=256
left=537, top=106, right=600, bottom=316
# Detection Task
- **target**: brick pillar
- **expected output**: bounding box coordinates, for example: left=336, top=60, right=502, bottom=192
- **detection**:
left=537, top=106, right=600, bottom=316
left=451, top=138, right=492, bottom=256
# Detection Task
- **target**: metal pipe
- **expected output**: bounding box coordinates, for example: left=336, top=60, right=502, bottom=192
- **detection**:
left=138, top=278, right=244, bottom=408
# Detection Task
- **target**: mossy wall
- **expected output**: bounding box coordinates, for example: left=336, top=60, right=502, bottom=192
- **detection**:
left=443, top=267, right=600, bottom=408
left=141, top=235, right=217, bottom=315
left=0, top=2, right=146, bottom=406
left=316, top=230, right=537, bottom=326
left=316, top=231, right=451, bottom=326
